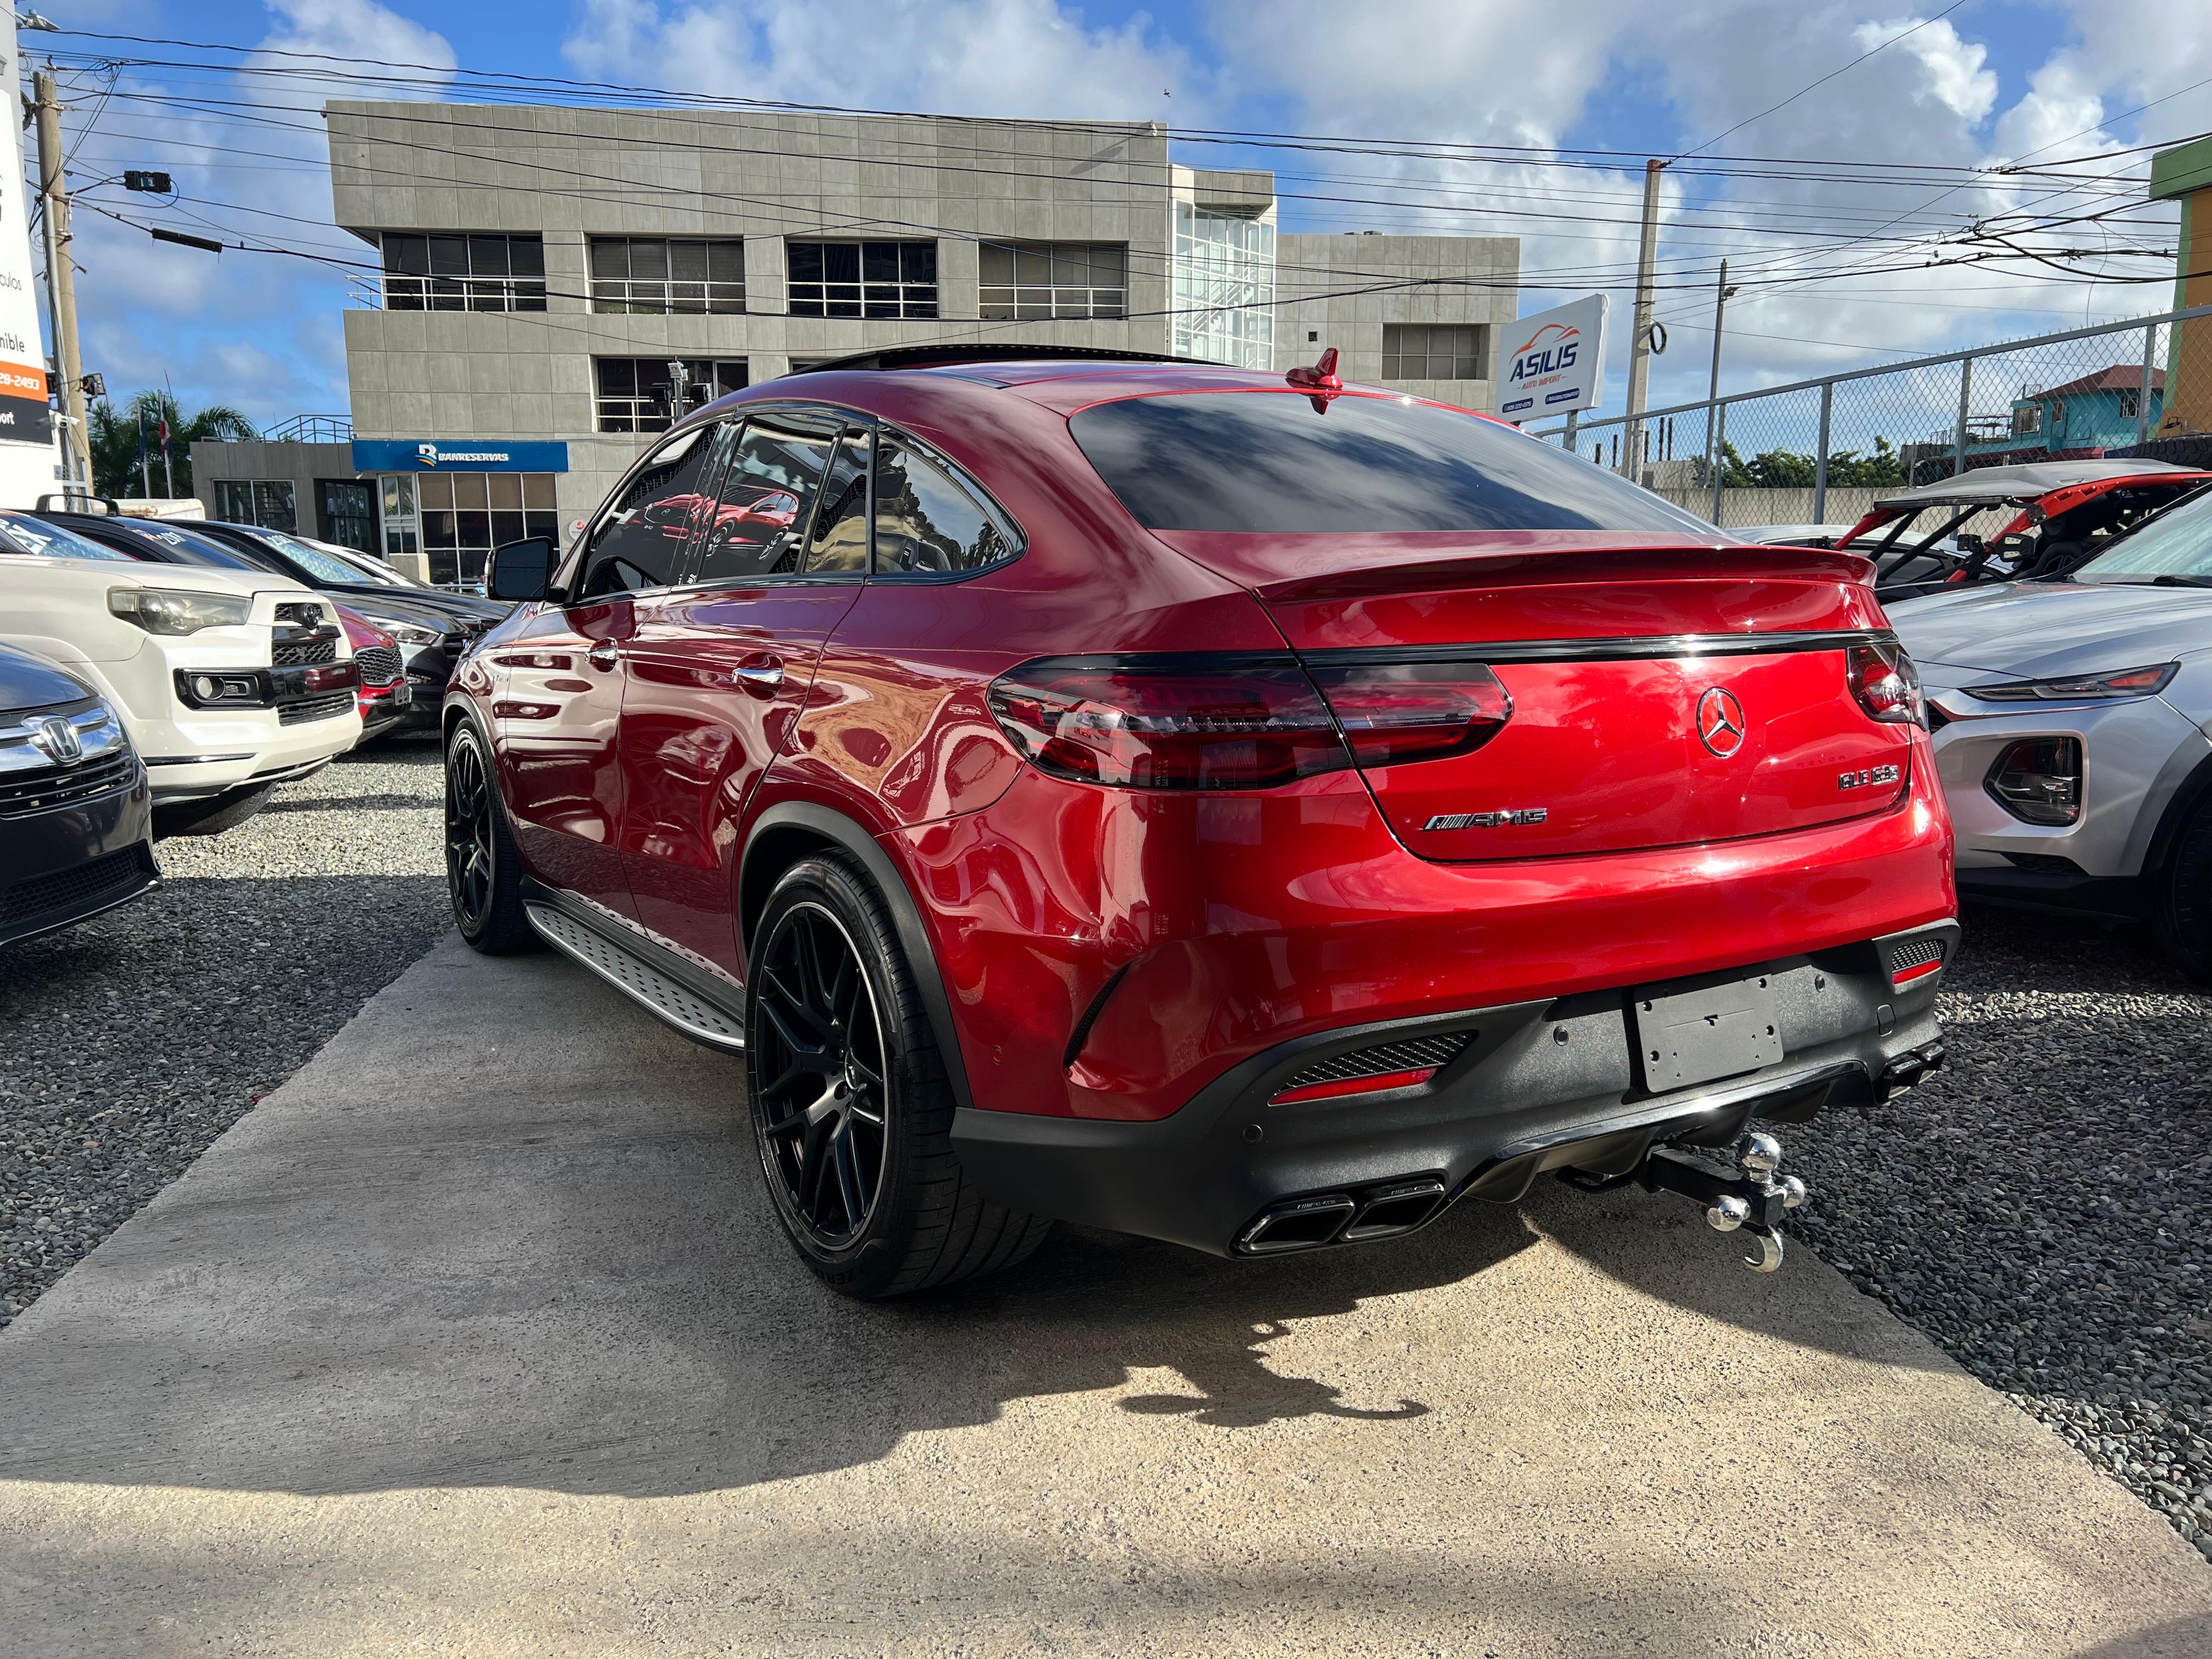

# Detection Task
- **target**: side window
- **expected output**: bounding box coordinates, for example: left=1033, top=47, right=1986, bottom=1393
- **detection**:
left=575, top=424, right=721, bottom=599
left=874, top=436, right=1014, bottom=575
left=804, top=428, right=871, bottom=574
left=694, top=413, right=835, bottom=583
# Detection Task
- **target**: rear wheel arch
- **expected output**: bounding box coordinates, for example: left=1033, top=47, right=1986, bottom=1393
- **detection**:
left=740, top=802, right=977, bottom=1112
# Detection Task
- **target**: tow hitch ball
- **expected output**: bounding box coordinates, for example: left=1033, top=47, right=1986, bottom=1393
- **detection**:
left=1639, top=1132, right=1808, bottom=1273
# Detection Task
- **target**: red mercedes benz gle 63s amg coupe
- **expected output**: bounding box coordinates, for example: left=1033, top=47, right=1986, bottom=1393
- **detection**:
left=446, top=346, right=1956, bottom=1298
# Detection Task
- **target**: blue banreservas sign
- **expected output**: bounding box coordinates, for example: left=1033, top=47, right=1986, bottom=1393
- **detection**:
left=352, top=439, right=570, bottom=472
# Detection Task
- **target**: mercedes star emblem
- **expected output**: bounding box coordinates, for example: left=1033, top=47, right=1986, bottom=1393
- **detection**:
left=1696, top=687, right=1747, bottom=758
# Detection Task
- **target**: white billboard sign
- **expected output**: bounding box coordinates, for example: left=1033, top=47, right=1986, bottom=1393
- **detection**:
left=0, top=15, right=59, bottom=503
left=1497, top=295, right=1608, bottom=421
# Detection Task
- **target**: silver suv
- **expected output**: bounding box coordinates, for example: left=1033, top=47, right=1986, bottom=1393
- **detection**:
left=1888, top=480, right=2212, bottom=974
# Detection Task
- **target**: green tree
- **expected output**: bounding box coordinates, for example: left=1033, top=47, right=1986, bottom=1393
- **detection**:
left=87, top=390, right=256, bottom=501
left=1695, top=435, right=1908, bottom=493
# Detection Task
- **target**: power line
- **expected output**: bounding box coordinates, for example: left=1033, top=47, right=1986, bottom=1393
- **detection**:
left=1670, top=2, right=1968, bottom=162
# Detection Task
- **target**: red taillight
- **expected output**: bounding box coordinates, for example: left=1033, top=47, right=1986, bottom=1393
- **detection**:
left=987, top=656, right=1350, bottom=790
left=1847, top=640, right=1925, bottom=727
left=1305, top=661, right=1513, bottom=766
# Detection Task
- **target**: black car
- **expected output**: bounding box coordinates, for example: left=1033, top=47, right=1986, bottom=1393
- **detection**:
left=181, top=522, right=509, bottom=731
left=0, top=641, right=157, bottom=948
left=29, top=506, right=500, bottom=733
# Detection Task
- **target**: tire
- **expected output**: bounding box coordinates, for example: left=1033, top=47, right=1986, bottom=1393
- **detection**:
left=445, top=719, right=534, bottom=953
left=746, top=853, right=1051, bottom=1299
left=2154, top=794, right=2212, bottom=983
left=153, top=781, right=278, bottom=839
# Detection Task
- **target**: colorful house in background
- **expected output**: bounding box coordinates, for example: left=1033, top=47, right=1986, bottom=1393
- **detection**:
left=2150, top=133, right=2212, bottom=443
left=1963, top=365, right=2166, bottom=464
left=1974, top=365, right=2168, bottom=459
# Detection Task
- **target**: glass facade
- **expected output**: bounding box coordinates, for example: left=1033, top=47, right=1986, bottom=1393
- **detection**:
left=378, top=472, right=559, bottom=586
left=213, top=478, right=298, bottom=532
left=1171, top=201, right=1275, bottom=370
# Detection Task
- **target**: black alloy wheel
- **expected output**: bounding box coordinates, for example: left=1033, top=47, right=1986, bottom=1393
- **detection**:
left=751, top=901, right=890, bottom=1248
left=444, top=721, right=532, bottom=952
left=744, top=854, right=1051, bottom=1297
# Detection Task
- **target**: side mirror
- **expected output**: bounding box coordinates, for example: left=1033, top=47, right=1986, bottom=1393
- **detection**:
left=488, top=536, right=557, bottom=602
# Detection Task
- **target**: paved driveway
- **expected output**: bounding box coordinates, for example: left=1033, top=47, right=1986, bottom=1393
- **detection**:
left=2, top=935, right=2207, bottom=1657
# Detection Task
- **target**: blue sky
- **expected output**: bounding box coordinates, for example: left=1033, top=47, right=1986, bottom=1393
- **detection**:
left=31, top=0, right=2212, bottom=431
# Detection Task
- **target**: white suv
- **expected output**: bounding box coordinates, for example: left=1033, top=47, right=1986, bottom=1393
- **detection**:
left=0, top=512, right=361, bottom=834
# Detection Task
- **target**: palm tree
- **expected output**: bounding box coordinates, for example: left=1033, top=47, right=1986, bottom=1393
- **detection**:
left=88, top=390, right=257, bottom=501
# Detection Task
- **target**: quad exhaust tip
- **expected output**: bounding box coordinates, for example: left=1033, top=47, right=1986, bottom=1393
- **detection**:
left=1237, top=1176, right=1450, bottom=1255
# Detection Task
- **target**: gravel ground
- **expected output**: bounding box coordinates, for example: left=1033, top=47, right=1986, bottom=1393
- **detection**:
left=1791, top=906, right=2212, bottom=1564
left=0, top=736, right=449, bottom=1333
left=3, top=743, right=2208, bottom=1562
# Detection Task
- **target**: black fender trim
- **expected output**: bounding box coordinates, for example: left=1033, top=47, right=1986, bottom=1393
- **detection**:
left=2138, top=744, right=2212, bottom=887
left=741, top=802, right=977, bottom=1113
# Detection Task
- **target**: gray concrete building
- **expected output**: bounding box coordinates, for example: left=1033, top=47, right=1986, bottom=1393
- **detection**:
left=195, top=103, right=1519, bottom=584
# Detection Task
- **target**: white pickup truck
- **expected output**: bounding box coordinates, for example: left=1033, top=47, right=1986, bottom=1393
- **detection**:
left=0, top=512, right=361, bottom=834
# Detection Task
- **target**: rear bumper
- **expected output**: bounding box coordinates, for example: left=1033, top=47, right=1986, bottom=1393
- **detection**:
left=951, top=922, right=1955, bottom=1256
left=0, top=766, right=158, bottom=947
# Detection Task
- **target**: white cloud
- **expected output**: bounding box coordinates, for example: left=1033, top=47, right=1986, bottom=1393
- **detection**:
left=58, top=0, right=456, bottom=428
left=563, top=0, right=1197, bottom=121
left=1854, top=17, right=1996, bottom=124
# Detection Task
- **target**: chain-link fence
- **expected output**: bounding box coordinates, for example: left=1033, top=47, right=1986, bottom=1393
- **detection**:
left=1532, top=302, right=2212, bottom=531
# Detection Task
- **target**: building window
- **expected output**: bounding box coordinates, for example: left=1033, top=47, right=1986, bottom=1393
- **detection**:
left=787, top=241, right=938, bottom=319
left=1171, top=202, right=1274, bottom=370
left=213, top=478, right=298, bottom=531
left=379, top=475, right=419, bottom=565
left=1381, top=324, right=1489, bottom=382
left=2012, top=404, right=2044, bottom=436
left=978, top=242, right=1127, bottom=320
left=594, top=358, right=749, bottom=435
left=378, top=233, right=547, bottom=312
left=587, top=237, right=746, bottom=314
left=414, top=472, right=560, bottom=586
left=2118, top=388, right=2141, bottom=420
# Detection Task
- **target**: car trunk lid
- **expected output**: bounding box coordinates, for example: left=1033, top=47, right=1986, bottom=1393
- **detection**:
left=1158, top=531, right=1914, bottom=862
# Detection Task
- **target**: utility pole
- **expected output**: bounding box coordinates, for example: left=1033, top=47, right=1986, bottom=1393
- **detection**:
left=1623, top=157, right=1666, bottom=479
left=1703, top=260, right=1737, bottom=525
left=32, top=69, right=91, bottom=488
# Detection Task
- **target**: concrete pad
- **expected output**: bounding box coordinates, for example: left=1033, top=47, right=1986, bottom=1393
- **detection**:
left=2, top=933, right=2206, bottom=1658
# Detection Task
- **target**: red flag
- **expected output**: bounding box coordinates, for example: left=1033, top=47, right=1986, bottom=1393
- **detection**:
left=156, top=414, right=170, bottom=452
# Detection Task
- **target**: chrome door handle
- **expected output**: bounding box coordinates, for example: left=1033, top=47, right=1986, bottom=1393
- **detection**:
left=733, top=655, right=785, bottom=697
left=587, top=641, right=619, bottom=670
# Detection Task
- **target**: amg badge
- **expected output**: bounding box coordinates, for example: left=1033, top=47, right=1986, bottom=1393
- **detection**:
left=1423, top=808, right=1549, bottom=831
left=1838, top=764, right=1901, bottom=791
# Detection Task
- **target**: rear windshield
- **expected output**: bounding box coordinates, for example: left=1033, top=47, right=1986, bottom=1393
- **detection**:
left=1068, top=391, right=1715, bottom=535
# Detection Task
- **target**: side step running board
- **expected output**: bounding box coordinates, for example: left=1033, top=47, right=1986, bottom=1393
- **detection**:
left=524, top=901, right=746, bottom=1052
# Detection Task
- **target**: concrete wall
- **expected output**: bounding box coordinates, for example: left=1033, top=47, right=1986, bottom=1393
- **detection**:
left=1276, top=233, right=1520, bottom=413
left=1646, top=486, right=1883, bottom=532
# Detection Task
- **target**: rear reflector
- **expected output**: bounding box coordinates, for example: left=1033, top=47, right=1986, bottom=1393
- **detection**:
left=988, top=655, right=1350, bottom=789
left=1887, top=936, right=1946, bottom=986
left=1305, top=661, right=1513, bottom=767
left=1271, top=1066, right=1438, bottom=1105
left=1268, top=1031, right=1472, bottom=1104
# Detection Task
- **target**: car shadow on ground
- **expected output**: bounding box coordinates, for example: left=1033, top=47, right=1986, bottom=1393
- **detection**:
left=0, top=909, right=2114, bottom=1506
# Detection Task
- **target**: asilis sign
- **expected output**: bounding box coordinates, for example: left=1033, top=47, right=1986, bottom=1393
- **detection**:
left=1498, top=295, right=1608, bottom=420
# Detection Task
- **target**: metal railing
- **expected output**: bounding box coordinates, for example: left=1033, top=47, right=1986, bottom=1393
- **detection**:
left=594, top=397, right=677, bottom=434
left=589, top=278, right=747, bottom=315
left=348, top=273, right=548, bottom=312
left=1533, top=302, right=2212, bottom=527
left=787, top=281, right=939, bottom=320
left=977, top=284, right=1127, bottom=320
left=262, top=414, right=353, bottom=443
